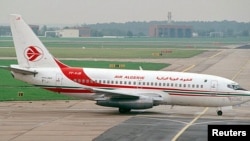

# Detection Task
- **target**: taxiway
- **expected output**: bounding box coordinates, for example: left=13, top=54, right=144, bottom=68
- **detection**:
left=1, top=47, right=250, bottom=141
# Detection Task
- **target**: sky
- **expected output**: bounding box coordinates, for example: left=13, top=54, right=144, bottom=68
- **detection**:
left=1, top=0, right=250, bottom=25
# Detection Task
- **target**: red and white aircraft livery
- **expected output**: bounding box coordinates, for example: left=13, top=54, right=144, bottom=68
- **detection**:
left=2, top=14, right=250, bottom=116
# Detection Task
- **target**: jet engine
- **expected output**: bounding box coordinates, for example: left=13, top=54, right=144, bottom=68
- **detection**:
left=96, top=97, right=154, bottom=110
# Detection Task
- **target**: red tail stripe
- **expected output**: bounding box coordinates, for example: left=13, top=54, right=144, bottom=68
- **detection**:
left=54, top=58, right=70, bottom=68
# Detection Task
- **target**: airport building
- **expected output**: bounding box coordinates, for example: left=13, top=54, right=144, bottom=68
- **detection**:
left=57, top=27, right=91, bottom=37
left=149, top=12, right=193, bottom=38
left=78, top=27, right=91, bottom=37
left=58, top=29, right=79, bottom=37
left=149, top=24, right=193, bottom=38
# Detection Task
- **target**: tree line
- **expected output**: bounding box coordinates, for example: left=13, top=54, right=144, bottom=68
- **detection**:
left=88, top=20, right=250, bottom=37
left=1, top=20, right=249, bottom=37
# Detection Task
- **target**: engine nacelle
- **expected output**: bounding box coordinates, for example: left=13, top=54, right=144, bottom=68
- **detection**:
left=96, top=98, right=154, bottom=109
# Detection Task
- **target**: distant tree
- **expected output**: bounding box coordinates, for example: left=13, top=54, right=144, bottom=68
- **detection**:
left=226, top=29, right=234, bottom=37
left=91, top=30, right=103, bottom=37
left=127, top=30, right=133, bottom=37
left=63, top=26, right=70, bottom=29
left=241, top=30, right=249, bottom=37
left=137, top=32, right=145, bottom=37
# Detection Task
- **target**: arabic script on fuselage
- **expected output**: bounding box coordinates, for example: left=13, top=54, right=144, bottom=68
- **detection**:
left=156, top=76, right=192, bottom=82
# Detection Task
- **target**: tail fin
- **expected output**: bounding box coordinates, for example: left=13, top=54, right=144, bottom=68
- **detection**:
left=10, top=14, right=59, bottom=68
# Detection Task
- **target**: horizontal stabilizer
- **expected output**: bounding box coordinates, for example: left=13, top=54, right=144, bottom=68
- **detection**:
left=0, top=65, right=37, bottom=75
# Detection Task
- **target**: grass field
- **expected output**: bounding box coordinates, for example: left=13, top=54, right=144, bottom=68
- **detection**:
left=0, top=60, right=168, bottom=101
left=0, top=47, right=205, bottom=58
left=1, top=36, right=249, bottom=48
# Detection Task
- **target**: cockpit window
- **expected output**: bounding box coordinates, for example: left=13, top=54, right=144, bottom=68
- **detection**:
left=227, top=84, right=246, bottom=91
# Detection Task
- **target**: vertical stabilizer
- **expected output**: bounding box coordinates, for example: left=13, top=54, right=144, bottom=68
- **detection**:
left=10, top=14, right=58, bottom=68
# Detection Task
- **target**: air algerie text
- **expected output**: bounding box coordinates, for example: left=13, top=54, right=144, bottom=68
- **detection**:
left=114, top=75, right=144, bottom=80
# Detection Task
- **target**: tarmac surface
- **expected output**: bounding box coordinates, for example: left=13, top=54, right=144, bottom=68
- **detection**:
left=1, top=46, right=250, bottom=141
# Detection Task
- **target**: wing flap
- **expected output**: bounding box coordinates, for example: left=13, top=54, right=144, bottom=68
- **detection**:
left=89, top=87, right=164, bottom=102
left=92, top=88, right=139, bottom=99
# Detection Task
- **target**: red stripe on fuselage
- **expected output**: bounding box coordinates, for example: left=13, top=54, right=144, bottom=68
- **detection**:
left=55, top=59, right=104, bottom=87
left=53, top=59, right=216, bottom=93
left=44, top=87, right=93, bottom=94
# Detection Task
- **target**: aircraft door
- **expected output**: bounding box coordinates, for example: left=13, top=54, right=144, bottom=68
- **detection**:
left=210, top=80, right=218, bottom=96
left=56, top=74, right=63, bottom=87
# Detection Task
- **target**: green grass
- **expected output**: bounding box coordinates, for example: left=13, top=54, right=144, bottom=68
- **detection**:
left=0, top=59, right=168, bottom=101
left=1, top=37, right=249, bottom=48
left=0, top=47, right=205, bottom=58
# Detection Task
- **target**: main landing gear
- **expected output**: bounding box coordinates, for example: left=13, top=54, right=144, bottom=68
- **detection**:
left=119, top=108, right=131, bottom=114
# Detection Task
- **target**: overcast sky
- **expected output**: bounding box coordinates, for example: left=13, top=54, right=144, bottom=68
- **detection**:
left=1, top=0, right=250, bottom=25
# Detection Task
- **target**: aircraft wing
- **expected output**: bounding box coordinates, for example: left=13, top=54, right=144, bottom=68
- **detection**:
left=91, top=87, right=164, bottom=101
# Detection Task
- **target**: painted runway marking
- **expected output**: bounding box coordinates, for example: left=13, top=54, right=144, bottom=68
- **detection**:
left=208, top=50, right=223, bottom=59
left=182, top=64, right=195, bottom=72
left=171, top=107, right=208, bottom=141
left=232, top=59, right=250, bottom=80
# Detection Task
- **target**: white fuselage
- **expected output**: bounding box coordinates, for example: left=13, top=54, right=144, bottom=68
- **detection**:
left=12, top=67, right=250, bottom=107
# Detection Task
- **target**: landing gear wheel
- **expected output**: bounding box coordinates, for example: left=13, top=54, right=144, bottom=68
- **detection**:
left=217, top=110, right=223, bottom=116
left=119, top=108, right=131, bottom=114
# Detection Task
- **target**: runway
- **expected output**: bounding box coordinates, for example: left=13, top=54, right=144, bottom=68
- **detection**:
left=1, top=47, right=250, bottom=141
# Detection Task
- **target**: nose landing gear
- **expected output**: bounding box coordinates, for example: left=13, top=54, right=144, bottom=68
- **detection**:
left=217, top=110, right=223, bottom=116
left=217, top=107, right=223, bottom=116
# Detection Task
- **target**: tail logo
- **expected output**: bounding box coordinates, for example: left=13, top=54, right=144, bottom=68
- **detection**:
left=24, top=46, right=44, bottom=62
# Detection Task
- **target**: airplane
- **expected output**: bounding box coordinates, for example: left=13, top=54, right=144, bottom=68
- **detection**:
left=1, top=14, right=250, bottom=116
